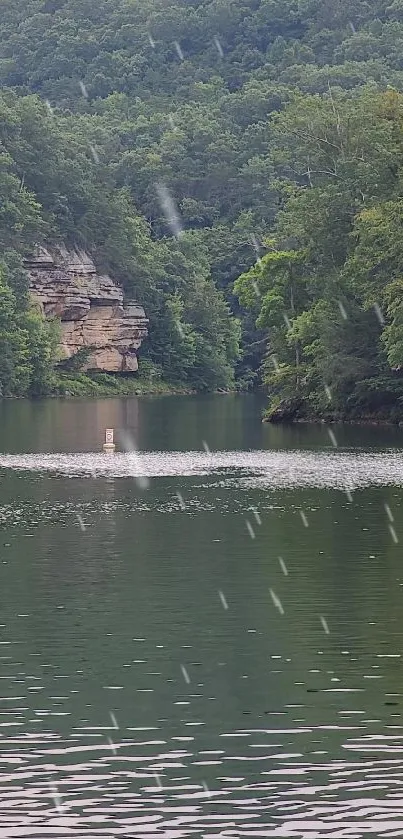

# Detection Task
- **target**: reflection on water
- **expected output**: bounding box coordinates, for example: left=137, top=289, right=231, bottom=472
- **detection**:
left=0, top=395, right=402, bottom=836
left=2, top=448, right=403, bottom=488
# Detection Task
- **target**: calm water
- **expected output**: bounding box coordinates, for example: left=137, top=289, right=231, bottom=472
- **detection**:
left=0, top=393, right=403, bottom=837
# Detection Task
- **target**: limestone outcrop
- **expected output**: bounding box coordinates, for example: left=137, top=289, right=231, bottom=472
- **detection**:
left=26, top=246, right=148, bottom=373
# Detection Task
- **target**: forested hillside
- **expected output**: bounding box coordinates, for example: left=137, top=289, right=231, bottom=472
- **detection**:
left=3, top=0, right=403, bottom=415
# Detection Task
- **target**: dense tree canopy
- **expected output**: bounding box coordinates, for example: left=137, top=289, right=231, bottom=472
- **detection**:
left=236, top=88, right=403, bottom=418
left=3, top=0, right=403, bottom=409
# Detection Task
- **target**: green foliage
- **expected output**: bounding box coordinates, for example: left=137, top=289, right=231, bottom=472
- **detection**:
left=58, top=346, right=94, bottom=373
left=5, top=1, right=403, bottom=404
left=53, top=370, right=191, bottom=397
left=234, top=85, right=403, bottom=420
left=0, top=86, right=241, bottom=394
left=0, top=263, right=56, bottom=397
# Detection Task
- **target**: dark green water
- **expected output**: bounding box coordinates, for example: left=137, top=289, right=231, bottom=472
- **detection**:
left=0, top=393, right=403, bottom=837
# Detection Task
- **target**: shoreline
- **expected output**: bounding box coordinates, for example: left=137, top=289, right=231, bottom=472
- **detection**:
left=264, top=415, right=403, bottom=428
left=51, top=371, right=197, bottom=399
left=1, top=371, right=241, bottom=400
left=262, top=398, right=403, bottom=428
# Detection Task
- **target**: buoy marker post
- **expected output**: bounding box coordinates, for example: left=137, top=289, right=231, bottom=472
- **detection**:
left=103, top=428, right=116, bottom=453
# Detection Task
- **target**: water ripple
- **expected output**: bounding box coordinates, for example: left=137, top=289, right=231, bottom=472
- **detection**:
left=1, top=436, right=403, bottom=835
left=1, top=721, right=403, bottom=836
left=1, top=448, right=403, bottom=488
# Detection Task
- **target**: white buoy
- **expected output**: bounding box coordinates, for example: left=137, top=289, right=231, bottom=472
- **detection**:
left=103, top=428, right=116, bottom=453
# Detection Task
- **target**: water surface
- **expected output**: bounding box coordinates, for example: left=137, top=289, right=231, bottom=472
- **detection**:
left=0, top=394, right=402, bottom=838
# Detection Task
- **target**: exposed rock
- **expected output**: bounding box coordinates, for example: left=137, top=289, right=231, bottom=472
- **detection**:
left=26, top=246, right=148, bottom=373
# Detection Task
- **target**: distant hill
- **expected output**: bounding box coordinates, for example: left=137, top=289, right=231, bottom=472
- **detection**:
left=1, top=0, right=403, bottom=413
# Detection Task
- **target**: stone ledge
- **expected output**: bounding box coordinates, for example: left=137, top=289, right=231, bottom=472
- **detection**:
left=26, top=246, right=148, bottom=372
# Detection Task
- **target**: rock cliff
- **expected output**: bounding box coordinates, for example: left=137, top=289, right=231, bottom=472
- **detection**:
left=26, top=246, right=148, bottom=373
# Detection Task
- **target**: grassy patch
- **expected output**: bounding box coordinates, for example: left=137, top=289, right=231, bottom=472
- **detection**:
left=52, top=368, right=194, bottom=398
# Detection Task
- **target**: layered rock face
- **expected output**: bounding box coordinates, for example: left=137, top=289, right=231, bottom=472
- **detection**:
left=26, top=246, right=148, bottom=373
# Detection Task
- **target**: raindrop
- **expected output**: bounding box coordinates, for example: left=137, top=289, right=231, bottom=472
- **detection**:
left=155, top=182, right=183, bottom=238
left=389, top=524, right=399, bottom=544
left=345, top=488, right=353, bottom=503
left=300, top=510, right=309, bottom=528
left=175, top=320, right=185, bottom=339
left=168, top=114, right=176, bottom=131
left=45, top=99, right=54, bottom=116
left=154, top=773, right=162, bottom=787
left=270, top=588, right=284, bottom=615
left=110, top=711, right=118, bottom=730
left=213, top=35, right=224, bottom=57
left=107, top=736, right=117, bottom=755
left=338, top=301, right=348, bottom=320
left=252, top=279, right=261, bottom=297
left=385, top=503, right=394, bottom=523
left=49, top=783, right=64, bottom=814
left=320, top=615, right=330, bottom=634
left=174, top=40, right=184, bottom=60
left=348, top=20, right=356, bottom=33
left=79, top=80, right=88, bottom=98
left=279, top=556, right=288, bottom=576
left=202, top=780, right=211, bottom=797
left=324, top=384, right=332, bottom=402
left=283, top=313, right=291, bottom=330
left=203, top=440, right=211, bottom=454
left=250, top=233, right=260, bottom=256
left=251, top=507, right=261, bottom=525
left=374, top=302, right=385, bottom=325
left=148, top=32, right=155, bottom=48
left=89, top=145, right=100, bottom=164
left=327, top=428, right=338, bottom=447
left=272, top=355, right=280, bottom=372
left=117, top=430, right=150, bottom=490
left=76, top=513, right=86, bottom=532
left=218, top=590, right=228, bottom=610
left=246, top=519, right=256, bottom=539
left=250, top=235, right=263, bottom=271
left=181, top=664, right=190, bottom=684
left=176, top=492, right=186, bottom=510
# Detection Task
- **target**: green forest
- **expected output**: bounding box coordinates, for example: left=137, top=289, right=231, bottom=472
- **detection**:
left=3, top=0, right=403, bottom=418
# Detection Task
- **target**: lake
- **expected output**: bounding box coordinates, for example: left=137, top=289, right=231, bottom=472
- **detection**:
left=0, top=392, right=402, bottom=838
